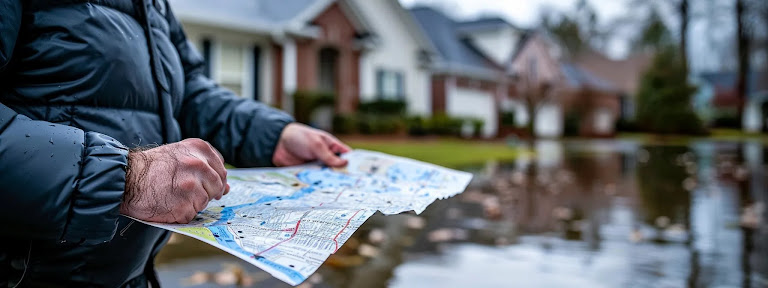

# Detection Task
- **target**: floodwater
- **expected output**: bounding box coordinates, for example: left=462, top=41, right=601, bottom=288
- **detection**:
left=156, top=140, right=768, bottom=288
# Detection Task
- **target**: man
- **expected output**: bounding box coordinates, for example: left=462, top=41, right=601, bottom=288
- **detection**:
left=0, top=0, right=350, bottom=287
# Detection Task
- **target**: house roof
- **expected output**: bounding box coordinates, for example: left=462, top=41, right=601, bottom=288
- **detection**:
left=699, top=71, right=768, bottom=107
left=409, top=7, right=503, bottom=79
left=455, top=17, right=516, bottom=34
left=572, top=50, right=652, bottom=96
left=169, top=0, right=371, bottom=37
left=560, top=62, right=619, bottom=92
left=699, top=71, right=768, bottom=95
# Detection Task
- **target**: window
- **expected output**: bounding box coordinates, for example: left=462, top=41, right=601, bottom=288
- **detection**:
left=219, top=41, right=245, bottom=96
left=376, top=69, right=404, bottom=100
left=318, top=48, right=339, bottom=93
left=201, top=39, right=212, bottom=78
left=528, top=58, right=538, bottom=82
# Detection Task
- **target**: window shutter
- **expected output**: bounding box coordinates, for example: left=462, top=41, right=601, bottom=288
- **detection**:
left=253, top=46, right=261, bottom=101
left=376, top=70, right=384, bottom=100
left=202, top=39, right=212, bottom=78
left=396, top=72, right=405, bottom=100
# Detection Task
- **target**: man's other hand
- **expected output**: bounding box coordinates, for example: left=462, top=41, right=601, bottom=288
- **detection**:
left=120, top=139, right=230, bottom=224
left=273, top=123, right=351, bottom=167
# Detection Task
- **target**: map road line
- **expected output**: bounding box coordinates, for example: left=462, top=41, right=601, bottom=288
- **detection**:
left=333, top=209, right=363, bottom=253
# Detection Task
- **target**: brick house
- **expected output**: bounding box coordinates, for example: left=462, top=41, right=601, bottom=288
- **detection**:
left=170, top=0, right=437, bottom=131
left=697, top=71, right=768, bottom=132
left=509, top=30, right=622, bottom=137
left=410, top=7, right=519, bottom=138
left=170, top=0, right=374, bottom=117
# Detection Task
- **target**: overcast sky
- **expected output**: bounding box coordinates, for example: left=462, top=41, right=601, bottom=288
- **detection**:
left=398, top=0, right=739, bottom=72
left=398, top=0, right=627, bottom=27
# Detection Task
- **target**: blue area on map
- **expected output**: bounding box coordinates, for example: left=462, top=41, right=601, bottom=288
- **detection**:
left=209, top=225, right=250, bottom=255
left=296, top=169, right=358, bottom=189
left=256, top=256, right=306, bottom=284
left=387, top=163, right=436, bottom=183
left=210, top=186, right=315, bottom=226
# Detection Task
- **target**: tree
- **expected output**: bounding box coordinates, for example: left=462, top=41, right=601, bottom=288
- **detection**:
left=631, top=8, right=674, bottom=52
left=629, top=0, right=691, bottom=73
left=540, top=0, right=603, bottom=55
left=518, top=76, right=554, bottom=139
left=679, top=0, right=690, bottom=74
left=636, top=47, right=705, bottom=135
left=736, top=0, right=751, bottom=130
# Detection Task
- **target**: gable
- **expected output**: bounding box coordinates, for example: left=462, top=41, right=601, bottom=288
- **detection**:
left=464, top=27, right=521, bottom=65
left=352, top=0, right=431, bottom=52
left=510, top=34, right=562, bottom=83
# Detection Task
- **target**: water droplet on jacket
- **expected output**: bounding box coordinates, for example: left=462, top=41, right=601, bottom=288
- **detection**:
left=49, top=138, right=54, bottom=145
left=50, top=154, right=54, bottom=157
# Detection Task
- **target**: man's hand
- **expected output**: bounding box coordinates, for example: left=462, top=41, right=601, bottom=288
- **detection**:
left=273, top=123, right=351, bottom=167
left=120, top=139, right=230, bottom=224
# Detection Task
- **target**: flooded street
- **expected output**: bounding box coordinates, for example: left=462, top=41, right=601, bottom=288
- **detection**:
left=156, top=140, right=768, bottom=288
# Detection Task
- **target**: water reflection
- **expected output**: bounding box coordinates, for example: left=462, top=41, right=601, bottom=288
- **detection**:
left=156, top=140, right=768, bottom=288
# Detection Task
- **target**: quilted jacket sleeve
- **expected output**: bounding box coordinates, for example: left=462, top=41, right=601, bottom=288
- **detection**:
left=0, top=104, right=129, bottom=245
left=166, top=5, right=294, bottom=168
left=1, top=3, right=129, bottom=245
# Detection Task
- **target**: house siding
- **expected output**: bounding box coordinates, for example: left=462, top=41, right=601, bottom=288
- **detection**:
left=353, top=0, right=431, bottom=116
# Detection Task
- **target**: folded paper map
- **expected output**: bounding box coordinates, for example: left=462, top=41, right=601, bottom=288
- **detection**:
left=139, top=150, right=472, bottom=286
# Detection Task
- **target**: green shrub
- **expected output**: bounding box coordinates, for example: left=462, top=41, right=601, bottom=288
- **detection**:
left=710, top=112, right=740, bottom=129
left=293, top=90, right=335, bottom=124
left=357, top=115, right=404, bottom=135
left=406, top=116, right=430, bottom=136
left=358, top=99, right=407, bottom=115
left=563, top=112, right=580, bottom=137
left=470, top=118, right=485, bottom=138
left=332, top=114, right=358, bottom=134
left=615, top=118, right=639, bottom=132
left=429, top=113, right=463, bottom=136
left=500, top=111, right=517, bottom=127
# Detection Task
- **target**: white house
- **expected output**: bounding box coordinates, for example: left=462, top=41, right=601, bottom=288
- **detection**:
left=351, top=0, right=435, bottom=116
left=410, top=8, right=518, bottom=138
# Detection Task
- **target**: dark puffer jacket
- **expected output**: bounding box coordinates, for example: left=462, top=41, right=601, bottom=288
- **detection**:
left=0, top=0, right=293, bottom=286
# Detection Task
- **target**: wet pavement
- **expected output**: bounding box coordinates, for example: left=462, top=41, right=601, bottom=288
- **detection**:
left=155, top=139, right=768, bottom=288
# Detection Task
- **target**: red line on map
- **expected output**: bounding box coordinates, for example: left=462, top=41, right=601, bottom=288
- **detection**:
left=332, top=209, right=362, bottom=253
left=254, top=219, right=302, bottom=257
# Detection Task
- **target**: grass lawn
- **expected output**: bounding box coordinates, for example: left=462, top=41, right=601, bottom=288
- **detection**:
left=617, top=128, right=768, bottom=145
left=343, top=138, right=526, bottom=169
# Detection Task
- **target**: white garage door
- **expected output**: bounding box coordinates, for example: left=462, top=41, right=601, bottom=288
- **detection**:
left=535, top=104, right=562, bottom=138
left=448, top=88, right=497, bottom=138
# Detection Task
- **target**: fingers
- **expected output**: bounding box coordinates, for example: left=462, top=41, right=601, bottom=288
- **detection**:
left=314, top=138, right=348, bottom=167
left=203, top=143, right=228, bottom=196
left=174, top=178, right=208, bottom=224
left=199, top=163, right=225, bottom=200
left=183, top=139, right=228, bottom=198
left=322, top=134, right=352, bottom=154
